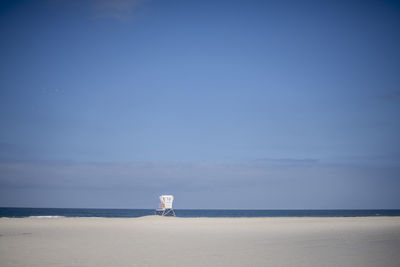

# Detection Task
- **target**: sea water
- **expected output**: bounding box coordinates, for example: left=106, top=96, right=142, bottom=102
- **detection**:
left=1, top=207, right=400, bottom=218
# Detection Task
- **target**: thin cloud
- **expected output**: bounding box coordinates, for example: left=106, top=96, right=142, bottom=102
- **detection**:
left=378, top=90, right=400, bottom=100
left=0, top=159, right=393, bottom=190
left=253, top=158, right=319, bottom=165
left=92, top=0, right=148, bottom=21
left=0, top=143, right=33, bottom=161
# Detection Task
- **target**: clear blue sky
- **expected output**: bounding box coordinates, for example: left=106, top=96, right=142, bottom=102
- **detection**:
left=0, top=0, right=399, bottom=209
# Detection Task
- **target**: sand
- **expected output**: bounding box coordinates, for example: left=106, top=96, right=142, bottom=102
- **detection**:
left=0, top=216, right=399, bottom=267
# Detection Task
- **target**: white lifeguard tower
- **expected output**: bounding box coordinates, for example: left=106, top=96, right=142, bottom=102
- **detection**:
left=155, top=195, right=175, bottom=216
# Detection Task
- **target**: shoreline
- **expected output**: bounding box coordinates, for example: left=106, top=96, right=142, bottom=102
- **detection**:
left=2, top=215, right=400, bottom=219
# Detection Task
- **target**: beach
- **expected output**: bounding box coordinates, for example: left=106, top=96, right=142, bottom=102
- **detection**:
left=0, top=216, right=399, bottom=267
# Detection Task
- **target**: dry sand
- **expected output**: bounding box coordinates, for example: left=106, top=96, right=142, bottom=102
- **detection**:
left=0, top=216, right=399, bottom=267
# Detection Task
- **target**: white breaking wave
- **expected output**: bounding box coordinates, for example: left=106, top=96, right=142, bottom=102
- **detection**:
left=28, top=216, right=65, bottom=218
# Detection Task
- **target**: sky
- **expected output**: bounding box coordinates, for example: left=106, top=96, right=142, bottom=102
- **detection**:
left=0, top=0, right=399, bottom=209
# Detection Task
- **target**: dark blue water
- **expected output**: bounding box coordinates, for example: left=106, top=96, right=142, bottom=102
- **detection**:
left=1, top=207, right=400, bottom=218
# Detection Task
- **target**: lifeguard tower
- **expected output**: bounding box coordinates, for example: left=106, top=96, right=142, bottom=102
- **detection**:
left=155, top=195, right=175, bottom=216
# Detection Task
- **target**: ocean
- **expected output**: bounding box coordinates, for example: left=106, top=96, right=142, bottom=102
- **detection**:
left=1, top=207, right=400, bottom=218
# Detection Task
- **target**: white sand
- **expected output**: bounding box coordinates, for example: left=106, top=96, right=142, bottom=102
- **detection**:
left=1, top=216, right=399, bottom=267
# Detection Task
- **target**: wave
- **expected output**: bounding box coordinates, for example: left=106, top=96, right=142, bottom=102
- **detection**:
left=28, top=216, right=65, bottom=218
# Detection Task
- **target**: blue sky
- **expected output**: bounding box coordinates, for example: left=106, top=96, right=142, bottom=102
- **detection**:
left=0, top=0, right=399, bottom=209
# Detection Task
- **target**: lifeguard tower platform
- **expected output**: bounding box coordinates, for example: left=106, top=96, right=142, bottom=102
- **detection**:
left=155, top=195, right=175, bottom=216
